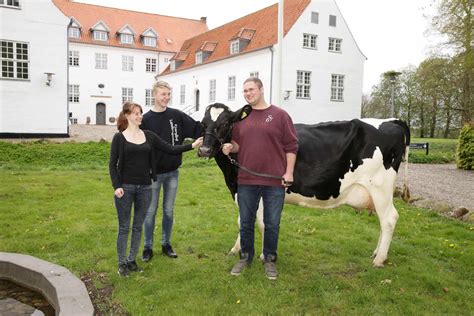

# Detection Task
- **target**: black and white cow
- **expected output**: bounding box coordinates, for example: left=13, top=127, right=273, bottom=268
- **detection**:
left=199, top=103, right=410, bottom=267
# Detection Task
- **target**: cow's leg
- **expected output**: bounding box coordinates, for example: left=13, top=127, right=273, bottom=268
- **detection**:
left=370, top=189, right=399, bottom=267
left=229, top=215, right=241, bottom=255
left=256, top=198, right=265, bottom=260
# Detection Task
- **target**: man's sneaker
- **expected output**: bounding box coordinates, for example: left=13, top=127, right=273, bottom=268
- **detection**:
left=142, top=248, right=153, bottom=262
left=117, top=263, right=129, bottom=277
left=230, top=259, right=251, bottom=276
left=162, top=245, right=178, bottom=258
left=264, top=261, right=278, bottom=280
left=127, top=261, right=143, bottom=273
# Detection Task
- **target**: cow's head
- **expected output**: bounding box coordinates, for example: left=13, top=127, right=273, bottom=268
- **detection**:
left=198, top=103, right=252, bottom=158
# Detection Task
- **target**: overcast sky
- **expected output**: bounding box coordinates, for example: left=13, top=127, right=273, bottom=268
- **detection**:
left=78, top=0, right=437, bottom=94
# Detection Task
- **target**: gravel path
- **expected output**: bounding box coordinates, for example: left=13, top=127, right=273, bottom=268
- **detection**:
left=2, top=125, right=472, bottom=211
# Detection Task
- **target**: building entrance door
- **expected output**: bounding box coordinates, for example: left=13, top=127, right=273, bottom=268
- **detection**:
left=96, top=103, right=106, bottom=125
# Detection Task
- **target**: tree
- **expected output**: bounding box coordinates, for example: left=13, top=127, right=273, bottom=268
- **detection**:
left=431, top=0, right=473, bottom=123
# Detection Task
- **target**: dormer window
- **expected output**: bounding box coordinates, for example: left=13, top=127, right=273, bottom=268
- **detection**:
left=195, top=51, right=203, bottom=64
left=120, top=34, right=134, bottom=44
left=170, top=60, right=176, bottom=71
left=143, top=37, right=156, bottom=47
left=93, top=30, right=108, bottom=41
left=68, top=27, right=80, bottom=38
left=230, top=40, right=240, bottom=54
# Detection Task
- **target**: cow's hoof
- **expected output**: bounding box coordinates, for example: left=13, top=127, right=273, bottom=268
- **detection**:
left=372, top=258, right=385, bottom=267
left=228, top=249, right=238, bottom=256
left=259, top=254, right=264, bottom=261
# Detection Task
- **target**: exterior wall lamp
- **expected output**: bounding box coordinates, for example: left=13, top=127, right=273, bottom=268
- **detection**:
left=284, top=90, right=292, bottom=100
left=44, top=72, right=55, bottom=86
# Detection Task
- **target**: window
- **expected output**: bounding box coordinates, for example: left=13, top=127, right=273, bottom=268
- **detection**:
left=328, top=38, right=342, bottom=52
left=93, top=30, right=108, bottom=41
left=209, top=79, right=216, bottom=103
left=195, top=51, right=203, bottom=64
left=143, top=37, right=156, bottom=47
left=122, top=88, right=133, bottom=103
left=170, top=60, right=175, bottom=71
left=69, top=50, right=79, bottom=67
left=249, top=71, right=259, bottom=78
left=145, top=89, right=154, bottom=107
left=331, top=74, right=344, bottom=101
left=68, top=27, right=80, bottom=38
left=180, top=85, right=186, bottom=105
left=0, top=0, right=20, bottom=8
left=227, top=76, right=236, bottom=100
left=120, top=34, right=133, bottom=45
left=230, top=40, right=239, bottom=54
left=296, top=71, right=311, bottom=99
left=329, top=15, right=337, bottom=27
left=1, top=40, right=29, bottom=80
left=303, top=33, right=317, bottom=49
left=70, top=118, right=78, bottom=124
left=69, top=84, right=79, bottom=103
left=95, top=53, right=107, bottom=69
left=311, top=12, right=319, bottom=24
left=146, top=58, right=156, bottom=72
left=164, top=57, right=169, bottom=63
left=122, top=55, right=133, bottom=71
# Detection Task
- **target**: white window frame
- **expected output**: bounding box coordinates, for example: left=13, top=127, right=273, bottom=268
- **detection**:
left=146, top=58, right=157, bottom=72
left=164, top=57, right=169, bottom=63
left=93, top=30, right=108, bottom=41
left=230, top=40, right=239, bottom=54
left=69, top=84, right=80, bottom=103
left=122, top=87, right=133, bottom=103
left=69, top=50, right=79, bottom=67
left=209, top=79, right=216, bottom=103
left=227, top=76, right=236, bottom=101
left=122, top=55, right=134, bottom=71
left=0, top=0, right=20, bottom=8
left=303, top=33, right=318, bottom=49
left=1, top=40, right=29, bottom=80
left=329, top=15, right=337, bottom=27
left=195, top=51, right=203, bottom=64
left=145, top=89, right=154, bottom=107
left=249, top=71, right=259, bottom=78
left=95, top=53, right=107, bottom=69
left=296, top=70, right=311, bottom=99
left=331, top=74, right=344, bottom=101
left=143, top=37, right=156, bottom=47
left=120, top=34, right=134, bottom=45
left=68, top=27, right=80, bottom=38
left=170, top=60, right=176, bottom=71
left=328, top=38, right=342, bottom=52
left=180, top=84, right=186, bottom=105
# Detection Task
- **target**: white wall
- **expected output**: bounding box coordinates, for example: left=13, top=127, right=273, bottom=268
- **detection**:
left=69, top=43, right=174, bottom=124
left=1, top=0, right=70, bottom=134
left=159, top=48, right=272, bottom=120
left=278, top=0, right=366, bottom=123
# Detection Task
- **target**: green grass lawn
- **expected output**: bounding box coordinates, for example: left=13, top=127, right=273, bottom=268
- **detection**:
left=409, top=138, right=458, bottom=164
left=0, top=142, right=472, bottom=315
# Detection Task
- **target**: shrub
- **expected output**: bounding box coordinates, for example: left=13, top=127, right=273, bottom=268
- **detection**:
left=456, top=122, right=474, bottom=170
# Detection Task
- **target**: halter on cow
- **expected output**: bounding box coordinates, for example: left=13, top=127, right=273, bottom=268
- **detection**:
left=199, top=103, right=410, bottom=267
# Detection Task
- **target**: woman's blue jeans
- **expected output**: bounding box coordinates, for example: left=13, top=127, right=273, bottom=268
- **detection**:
left=143, top=170, right=179, bottom=249
left=237, top=184, right=285, bottom=263
left=114, top=183, right=152, bottom=265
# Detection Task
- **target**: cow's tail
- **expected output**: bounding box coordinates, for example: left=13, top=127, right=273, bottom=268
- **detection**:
left=394, top=119, right=411, bottom=202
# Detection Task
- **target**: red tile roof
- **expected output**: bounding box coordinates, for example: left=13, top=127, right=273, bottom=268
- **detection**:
left=161, top=0, right=311, bottom=74
left=52, top=0, right=208, bottom=53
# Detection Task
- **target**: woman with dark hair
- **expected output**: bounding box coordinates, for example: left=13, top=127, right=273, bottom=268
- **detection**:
left=109, top=102, right=202, bottom=277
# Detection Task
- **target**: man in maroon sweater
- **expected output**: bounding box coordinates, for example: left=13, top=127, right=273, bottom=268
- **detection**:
left=222, top=77, right=298, bottom=280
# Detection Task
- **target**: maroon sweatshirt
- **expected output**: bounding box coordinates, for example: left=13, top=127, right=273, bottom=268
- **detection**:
left=232, top=105, right=299, bottom=187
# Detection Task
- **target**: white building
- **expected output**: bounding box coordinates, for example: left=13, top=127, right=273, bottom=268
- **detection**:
left=53, top=0, right=208, bottom=125
left=0, top=0, right=70, bottom=136
left=159, top=0, right=366, bottom=124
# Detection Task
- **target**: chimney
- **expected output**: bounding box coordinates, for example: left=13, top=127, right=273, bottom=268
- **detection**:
left=200, top=16, right=207, bottom=23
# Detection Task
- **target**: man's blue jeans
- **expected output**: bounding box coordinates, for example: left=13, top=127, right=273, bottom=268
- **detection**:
left=143, top=170, right=179, bottom=249
left=114, top=183, right=152, bottom=265
left=237, top=184, right=285, bottom=262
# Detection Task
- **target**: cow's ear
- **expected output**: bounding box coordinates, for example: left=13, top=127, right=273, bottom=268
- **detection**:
left=232, top=104, right=252, bottom=122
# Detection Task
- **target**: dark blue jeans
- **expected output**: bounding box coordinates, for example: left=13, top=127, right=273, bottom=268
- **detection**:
left=114, top=183, right=152, bottom=265
left=237, top=185, right=285, bottom=262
